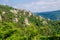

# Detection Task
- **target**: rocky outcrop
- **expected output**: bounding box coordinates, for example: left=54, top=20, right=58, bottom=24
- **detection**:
left=42, top=21, right=48, bottom=25
left=48, top=18, right=50, bottom=21
left=10, top=9, right=18, bottom=15
left=2, top=11, right=5, bottom=15
left=28, top=11, right=32, bottom=17
left=13, top=18, right=18, bottom=23
left=24, top=18, right=30, bottom=25
left=39, top=16, right=45, bottom=21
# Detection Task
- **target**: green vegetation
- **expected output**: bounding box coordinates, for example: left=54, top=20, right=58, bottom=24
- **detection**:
left=0, top=5, right=60, bottom=40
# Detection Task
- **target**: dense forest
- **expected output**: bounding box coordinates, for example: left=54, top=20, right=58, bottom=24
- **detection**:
left=35, top=10, right=60, bottom=20
left=0, top=5, right=60, bottom=40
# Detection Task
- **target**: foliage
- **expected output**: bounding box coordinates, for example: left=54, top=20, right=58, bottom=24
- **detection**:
left=0, top=5, right=60, bottom=40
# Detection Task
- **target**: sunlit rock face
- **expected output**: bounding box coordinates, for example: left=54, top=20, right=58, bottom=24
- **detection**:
left=48, top=18, right=50, bottom=21
left=13, top=18, right=18, bottom=23
left=21, top=9, right=26, bottom=15
left=39, top=16, right=43, bottom=21
left=2, top=11, right=5, bottom=15
left=0, top=15, right=2, bottom=21
left=42, top=21, right=48, bottom=25
left=10, top=9, right=18, bottom=15
left=24, top=18, right=30, bottom=25
left=28, top=11, right=32, bottom=17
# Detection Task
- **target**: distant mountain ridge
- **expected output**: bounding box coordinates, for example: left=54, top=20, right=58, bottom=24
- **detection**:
left=35, top=10, right=60, bottom=20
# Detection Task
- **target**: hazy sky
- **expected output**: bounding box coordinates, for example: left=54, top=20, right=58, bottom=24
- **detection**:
left=0, top=0, right=60, bottom=12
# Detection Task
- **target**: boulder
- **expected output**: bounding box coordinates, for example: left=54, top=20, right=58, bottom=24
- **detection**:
left=39, top=16, right=43, bottom=21
left=42, top=21, right=48, bottom=25
left=29, top=11, right=32, bottom=17
left=48, top=18, right=50, bottom=21
left=2, top=11, right=5, bottom=15
left=10, top=9, right=18, bottom=15
left=13, top=18, right=18, bottom=23
left=24, top=18, right=30, bottom=25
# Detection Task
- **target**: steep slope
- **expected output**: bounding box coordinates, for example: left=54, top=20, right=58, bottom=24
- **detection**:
left=0, top=5, right=49, bottom=26
left=0, top=5, right=60, bottom=40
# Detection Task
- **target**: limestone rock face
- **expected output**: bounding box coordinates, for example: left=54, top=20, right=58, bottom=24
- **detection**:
left=10, top=9, right=18, bottom=15
left=39, top=16, right=43, bottom=21
left=2, top=11, right=5, bottom=15
left=0, top=15, right=2, bottom=21
left=13, top=18, right=18, bottom=23
left=42, top=21, right=48, bottom=25
left=48, top=18, right=50, bottom=21
left=20, top=9, right=26, bottom=15
left=29, top=11, right=32, bottom=17
left=24, top=18, right=30, bottom=25
left=23, top=11, right=26, bottom=15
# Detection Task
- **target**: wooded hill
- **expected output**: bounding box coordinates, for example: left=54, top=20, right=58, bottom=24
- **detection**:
left=0, top=5, right=60, bottom=40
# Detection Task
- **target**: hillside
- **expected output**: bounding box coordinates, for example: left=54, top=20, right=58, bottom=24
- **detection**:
left=35, top=10, right=60, bottom=20
left=0, top=5, right=60, bottom=40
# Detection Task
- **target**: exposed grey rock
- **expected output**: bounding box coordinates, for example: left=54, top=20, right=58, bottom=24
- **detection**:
left=29, top=11, right=32, bottom=17
left=39, top=16, right=45, bottom=21
left=24, top=18, right=30, bottom=25
left=10, top=9, right=18, bottom=15
left=13, top=18, right=18, bottom=23
left=42, top=21, right=48, bottom=25
left=2, top=11, right=5, bottom=15
left=48, top=18, right=50, bottom=21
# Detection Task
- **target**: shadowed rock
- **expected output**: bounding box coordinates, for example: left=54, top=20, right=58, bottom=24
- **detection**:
left=29, top=11, right=32, bottom=17
left=0, top=15, right=2, bottom=21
